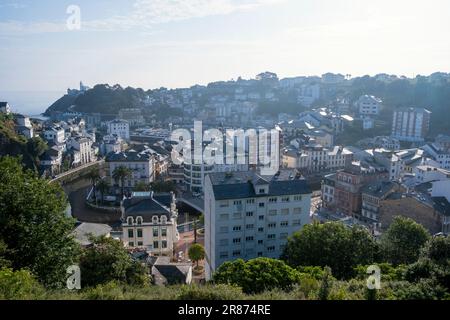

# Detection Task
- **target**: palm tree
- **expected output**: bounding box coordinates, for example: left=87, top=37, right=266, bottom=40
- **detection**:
left=87, top=168, right=100, bottom=203
left=96, top=179, right=110, bottom=205
left=112, top=166, right=132, bottom=199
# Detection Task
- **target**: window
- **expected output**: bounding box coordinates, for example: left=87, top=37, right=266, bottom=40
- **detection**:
left=152, top=216, right=159, bottom=224
left=269, top=210, right=277, bottom=216
left=233, top=226, right=242, bottom=232
left=233, top=212, right=242, bottom=219
left=246, top=224, right=254, bottom=230
left=267, top=246, right=275, bottom=252
left=220, top=201, right=229, bottom=207
left=246, top=236, right=254, bottom=242
left=136, top=216, right=143, bottom=225
left=220, top=214, right=229, bottom=220
left=280, top=233, right=288, bottom=240
left=137, top=229, right=143, bottom=238
left=269, top=197, right=277, bottom=203
left=268, top=234, right=276, bottom=240
left=128, top=229, right=134, bottom=238
left=246, top=199, right=255, bottom=204
left=259, top=188, right=266, bottom=194
left=129, top=242, right=134, bottom=247
left=153, top=227, right=159, bottom=237
left=127, top=217, right=134, bottom=225
left=293, top=208, right=302, bottom=214
left=153, top=241, right=159, bottom=249
left=219, top=226, right=229, bottom=233
left=233, top=200, right=242, bottom=205
left=292, top=219, right=301, bottom=226
left=268, top=223, right=276, bottom=228
left=161, top=241, right=167, bottom=249
left=232, top=250, right=241, bottom=257
left=137, top=241, right=143, bottom=246
left=259, top=215, right=264, bottom=221
left=281, top=197, right=290, bottom=202
left=161, top=228, right=167, bottom=237
left=258, top=227, right=264, bottom=233
left=281, top=221, right=289, bottom=227
left=259, top=202, right=265, bottom=208
left=257, top=252, right=263, bottom=257
left=246, top=211, right=254, bottom=217
left=281, top=208, right=289, bottom=215
left=233, top=238, right=241, bottom=244
left=258, top=240, right=264, bottom=245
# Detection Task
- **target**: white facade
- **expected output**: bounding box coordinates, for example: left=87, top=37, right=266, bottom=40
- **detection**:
left=106, top=150, right=154, bottom=188
left=122, top=193, right=179, bottom=256
left=392, top=108, right=431, bottom=142
left=43, top=126, right=66, bottom=145
left=204, top=172, right=312, bottom=280
left=414, top=165, right=450, bottom=184
left=357, top=95, right=382, bottom=116
left=108, top=120, right=130, bottom=140
left=67, top=137, right=95, bottom=165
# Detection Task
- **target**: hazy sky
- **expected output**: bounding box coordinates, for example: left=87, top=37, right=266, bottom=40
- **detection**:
left=1, top=0, right=449, bottom=91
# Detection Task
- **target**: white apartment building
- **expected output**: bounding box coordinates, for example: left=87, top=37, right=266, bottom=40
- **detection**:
left=67, top=136, right=96, bottom=165
left=106, top=149, right=154, bottom=188
left=122, top=192, right=179, bottom=256
left=357, top=95, right=382, bottom=116
left=15, top=114, right=34, bottom=139
left=43, top=126, right=66, bottom=145
left=108, top=119, right=130, bottom=140
left=392, top=107, right=431, bottom=142
left=282, top=145, right=353, bottom=173
left=101, top=134, right=124, bottom=156
left=204, top=171, right=312, bottom=280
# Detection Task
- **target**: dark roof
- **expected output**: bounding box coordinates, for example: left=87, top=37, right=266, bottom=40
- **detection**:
left=362, top=181, right=397, bottom=198
left=432, top=197, right=450, bottom=217
left=0, top=102, right=8, bottom=107
left=123, top=194, right=171, bottom=221
left=151, top=257, right=191, bottom=285
left=106, top=150, right=151, bottom=162
left=209, top=171, right=311, bottom=200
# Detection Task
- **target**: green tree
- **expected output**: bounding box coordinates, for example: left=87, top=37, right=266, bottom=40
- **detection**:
left=318, top=266, right=332, bottom=300
left=0, top=156, right=80, bottom=288
left=79, top=236, right=150, bottom=288
left=150, top=180, right=176, bottom=193
left=188, top=243, right=205, bottom=269
left=26, top=136, right=48, bottom=163
left=96, top=179, right=110, bottom=205
left=0, top=240, right=11, bottom=268
left=381, top=216, right=430, bottom=265
left=0, top=268, right=44, bottom=300
left=213, top=258, right=301, bottom=294
left=112, top=166, right=132, bottom=199
left=281, top=222, right=379, bottom=279
left=134, top=181, right=150, bottom=192
left=87, top=168, right=101, bottom=203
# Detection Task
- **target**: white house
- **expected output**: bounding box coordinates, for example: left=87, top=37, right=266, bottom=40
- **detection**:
left=0, top=102, right=11, bottom=114
left=357, top=95, right=382, bottom=116
left=14, top=114, right=34, bottom=139
left=204, top=170, right=312, bottom=280
left=107, top=119, right=130, bottom=140
left=43, top=126, right=66, bottom=145
left=67, top=136, right=96, bottom=165
left=121, top=192, right=179, bottom=256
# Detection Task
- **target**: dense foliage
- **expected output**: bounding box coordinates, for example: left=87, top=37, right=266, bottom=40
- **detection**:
left=281, top=222, right=379, bottom=279
left=79, top=236, right=150, bottom=288
left=0, top=156, right=79, bottom=288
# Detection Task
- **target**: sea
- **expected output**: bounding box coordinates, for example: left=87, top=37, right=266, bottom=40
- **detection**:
left=0, top=90, right=65, bottom=119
